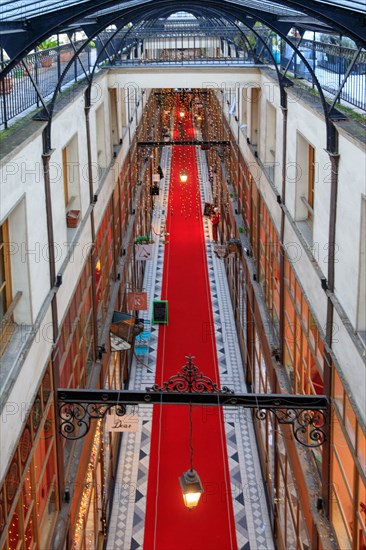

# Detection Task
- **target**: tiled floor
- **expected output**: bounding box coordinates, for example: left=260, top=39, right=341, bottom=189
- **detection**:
left=106, top=145, right=275, bottom=550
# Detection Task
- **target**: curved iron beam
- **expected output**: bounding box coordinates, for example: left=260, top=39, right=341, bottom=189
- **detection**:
left=113, top=9, right=257, bottom=64
left=42, top=8, right=156, bottom=151
left=1, top=0, right=346, bottom=154
left=0, top=0, right=365, bottom=78
left=43, top=0, right=271, bottom=153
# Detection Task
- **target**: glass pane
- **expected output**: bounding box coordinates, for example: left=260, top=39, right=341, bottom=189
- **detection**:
left=333, top=420, right=354, bottom=493
left=344, top=395, right=356, bottom=448
left=42, top=365, right=52, bottom=406
left=0, top=289, right=6, bottom=319
left=331, top=493, right=352, bottom=550
left=0, top=486, right=5, bottom=535
left=357, top=423, right=366, bottom=477
left=333, top=369, right=344, bottom=416
left=8, top=503, right=20, bottom=550
left=0, top=248, right=5, bottom=288
left=5, top=459, right=19, bottom=513
left=19, top=424, right=32, bottom=472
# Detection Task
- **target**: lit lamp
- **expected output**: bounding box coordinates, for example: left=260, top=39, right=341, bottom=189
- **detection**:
left=179, top=110, right=185, bottom=118
left=179, top=405, right=204, bottom=510
left=179, top=169, right=188, bottom=183
left=179, top=469, right=204, bottom=510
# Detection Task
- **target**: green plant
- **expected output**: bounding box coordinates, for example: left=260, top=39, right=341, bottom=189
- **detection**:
left=38, top=38, right=58, bottom=51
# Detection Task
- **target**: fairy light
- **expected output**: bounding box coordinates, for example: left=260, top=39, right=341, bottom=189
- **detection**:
left=73, top=421, right=102, bottom=549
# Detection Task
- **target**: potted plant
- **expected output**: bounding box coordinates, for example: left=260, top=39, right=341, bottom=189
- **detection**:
left=60, top=49, right=74, bottom=63
left=0, top=76, right=12, bottom=94
left=41, top=55, right=53, bottom=68
left=66, top=210, right=81, bottom=228
left=38, top=38, right=57, bottom=68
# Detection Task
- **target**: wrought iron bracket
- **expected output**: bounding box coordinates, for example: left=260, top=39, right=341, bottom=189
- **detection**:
left=59, top=402, right=127, bottom=441
left=57, top=356, right=328, bottom=447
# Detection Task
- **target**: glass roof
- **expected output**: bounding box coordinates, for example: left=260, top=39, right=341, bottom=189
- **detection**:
left=1, top=0, right=364, bottom=22
left=312, top=0, right=366, bottom=13
left=167, top=12, right=198, bottom=20
left=0, top=0, right=365, bottom=64
left=227, top=0, right=303, bottom=16
left=0, top=0, right=148, bottom=21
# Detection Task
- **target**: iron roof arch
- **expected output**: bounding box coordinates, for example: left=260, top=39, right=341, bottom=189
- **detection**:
left=110, top=9, right=257, bottom=63
left=38, top=1, right=279, bottom=154
left=0, top=0, right=365, bottom=72
left=1, top=0, right=361, bottom=154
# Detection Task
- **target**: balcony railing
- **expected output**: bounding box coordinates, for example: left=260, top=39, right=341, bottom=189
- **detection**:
left=0, top=41, right=92, bottom=129
left=278, top=39, right=366, bottom=111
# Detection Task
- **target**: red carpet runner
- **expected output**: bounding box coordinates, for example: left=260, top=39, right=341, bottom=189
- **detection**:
left=144, top=97, right=237, bottom=550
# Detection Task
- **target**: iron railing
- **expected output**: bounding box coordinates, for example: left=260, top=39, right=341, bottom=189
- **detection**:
left=1, top=32, right=365, bottom=130
left=0, top=41, right=92, bottom=129
left=279, top=38, right=366, bottom=111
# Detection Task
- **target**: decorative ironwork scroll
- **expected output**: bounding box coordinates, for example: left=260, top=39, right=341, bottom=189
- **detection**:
left=59, top=401, right=126, bottom=441
left=147, top=355, right=234, bottom=394
left=57, top=357, right=328, bottom=447
left=255, top=407, right=326, bottom=448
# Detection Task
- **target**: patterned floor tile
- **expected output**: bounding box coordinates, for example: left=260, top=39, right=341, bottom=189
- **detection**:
left=106, top=142, right=275, bottom=550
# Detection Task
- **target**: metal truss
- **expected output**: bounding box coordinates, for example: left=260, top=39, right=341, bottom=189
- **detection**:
left=58, top=356, right=328, bottom=448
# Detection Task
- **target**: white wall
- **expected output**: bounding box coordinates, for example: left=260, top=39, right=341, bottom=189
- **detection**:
left=223, top=70, right=365, bottom=419
left=108, top=67, right=261, bottom=92
left=0, top=71, right=148, bottom=488
left=0, top=128, right=49, bottom=324
left=0, top=307, right=53, bottom=482
left=334, top=132, right=366, bottom=326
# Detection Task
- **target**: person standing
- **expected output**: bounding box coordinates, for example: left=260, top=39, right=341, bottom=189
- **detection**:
left=211, top=207, right=220, bottom=242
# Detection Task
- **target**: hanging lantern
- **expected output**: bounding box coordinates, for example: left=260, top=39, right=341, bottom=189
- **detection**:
left=179, top=170, right=188, bottom=183
left=179, top=469, right=204, bottom=510
left=179, top=110, right=185, bottom=118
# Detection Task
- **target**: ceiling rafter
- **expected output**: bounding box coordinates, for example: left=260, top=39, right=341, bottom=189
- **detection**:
left=0, top=0, right=365, bottom=68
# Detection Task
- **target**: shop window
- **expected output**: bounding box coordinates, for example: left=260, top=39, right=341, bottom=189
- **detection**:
left=62, top=135, right=81, bottom=227
left=241, top=87, right=248, bottom=136
left=357, top=196, right=366, bottom=339
left=109, top=88, right=120, bottom=147
left=96, top=103, right=107, bottom=173
left=264, top=101, right=276, bottom=184
left=0, top=219, right=17, bottom=356
left=331, top=419, right=355, bottom=548
left=357, top=423, right=366, bottom=478
left=0, top=220, right=12, bottom=320
left=8, top=502, right=21, bottom=550
left=333, top=369, right=344, bottom=415
left=295, top=134, right=316, bottom=243
left=249, top=88, right=260, bottom=149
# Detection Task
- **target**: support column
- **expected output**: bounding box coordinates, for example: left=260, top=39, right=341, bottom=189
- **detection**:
left=84, top=101, right=99, bottom=364
left=279, top=98, right=288, bottom=364
left=321, top=140, right=340, bottom=515
left=41, top=143, right=65, bottom=503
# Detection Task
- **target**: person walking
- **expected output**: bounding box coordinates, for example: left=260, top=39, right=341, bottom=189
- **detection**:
left=211, top=207, right=220, bottom=242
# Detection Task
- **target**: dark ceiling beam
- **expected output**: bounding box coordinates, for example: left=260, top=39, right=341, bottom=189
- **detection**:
left=275, top=0, right=366, bottom=46
left=0, top=0, right=365, bottom=67
left=0, top=0, right=148, bottom=60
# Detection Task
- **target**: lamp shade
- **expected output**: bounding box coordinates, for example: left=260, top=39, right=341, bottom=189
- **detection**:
left=179, top=170, right=188, bottom=183
left=179, top=469, right=204, bottom=510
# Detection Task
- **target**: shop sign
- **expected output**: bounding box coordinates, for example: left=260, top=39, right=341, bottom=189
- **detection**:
left=105, top=414, right=140, bottom=432
left=127, top=292, right=148, bottom=310
left=135, top=244, right=153, bottom=260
